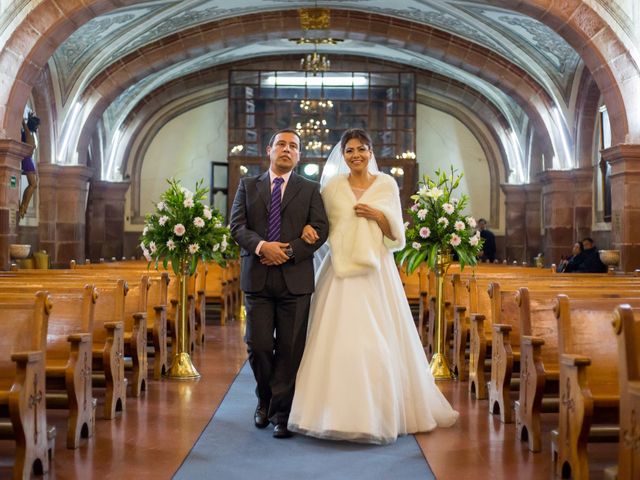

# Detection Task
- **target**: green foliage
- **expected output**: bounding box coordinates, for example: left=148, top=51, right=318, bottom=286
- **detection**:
left=395, top=167, right=484, bottom=274
left=139, top=178, right=239, bottom=276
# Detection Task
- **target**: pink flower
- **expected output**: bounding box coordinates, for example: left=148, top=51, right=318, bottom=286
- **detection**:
left=454, top=220, right=466, bottom=231
left=166, top=239, right=176, bottom=251
left=203, top=207, right=212, bottom=220
left=193, top=217, right=205, bottom=228
left=419, top=227, right=430, bottom=238
left=188, top=243, right=200, bottom=254
left=417, top=209, right=427, bottom=220
left=443, top=203, right=454, bottom=214
left=174, top=224, right=186, bottom=236
left=449, top=234, right=461, bottom=247
left=410, top=203, right=419, bottom=212
left=158, top=215, right=169, bottom=226
left=412, top=242, right=421, bottom=250
left=183, top=198, right=194, bottom=208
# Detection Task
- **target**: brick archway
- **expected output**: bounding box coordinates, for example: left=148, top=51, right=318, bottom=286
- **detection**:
left=0, top=1, right=637, bottom=147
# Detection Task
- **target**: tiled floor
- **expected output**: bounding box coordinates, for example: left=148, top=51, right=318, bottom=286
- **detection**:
left=0, top=318, right=617, bottom=479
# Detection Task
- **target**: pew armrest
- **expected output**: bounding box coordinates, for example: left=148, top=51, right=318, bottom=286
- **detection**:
left=629, top=381, right=640, bottom=396
left=11, top=350, right=44, bottom=364
left=492, top=323, right=512, bottom=333
left=560, top=353, right=591, bottom=367
left=521, top=335, right=545, bottom=347
left=67, top=333, right=91, bottom=344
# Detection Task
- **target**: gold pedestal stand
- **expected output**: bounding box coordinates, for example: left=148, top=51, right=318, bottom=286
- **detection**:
left=166, top=261, right=200, bottom=380
left=430, top=253, right=455, bottom=380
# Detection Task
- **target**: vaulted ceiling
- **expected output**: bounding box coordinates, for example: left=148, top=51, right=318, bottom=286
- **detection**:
left=28, top=1, right=599, bottom=182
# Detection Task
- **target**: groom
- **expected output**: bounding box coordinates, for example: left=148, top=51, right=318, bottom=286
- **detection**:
left=229, top=129, right=328, bottom=438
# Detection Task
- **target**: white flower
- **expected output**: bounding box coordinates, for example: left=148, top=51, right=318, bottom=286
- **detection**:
left=438, top=217, right=449, bottom=227
left=451, top=197, right=459, bottom=205
left=412, top=242, right=421, bottom=250
left=140, top=241, right=146, bottom=250
left=454, top=220, right=466, bottom=231
left=221, top=235, right=228, bottom=252
left=203, top=207, right=212, bottom=220
left=404, top=221, right=410, bottom=230
left=157, top=202, right=166, bottom=211
left=183, top=197, right=194, bottom=208
left=180, top=187, right=193, bottom=198
left=417, top=209, right=428, bottom=220
left=149, top=241, right=157, bottom=253
left=174, top=224, right=186, bottom=236
left=213, top=243, right=220, bottom=252
left=158, top=215, right=169, bottom=226
left=142, top=226, right=149, bottom=235
left=188, top=243, right=200, bottom=254
left=450, top=233, right=461, bottom=247
left=466, top=217, right=477, bottom=228
left=166, top=239, right=176, bottom=251
left=418, top=185, right=429, bottom=198
left=194, top=217, right=205, bottom=228
left=443, top=203, right=455, bottom=215
left=419, top=227, right=430, bottom=238
left=426, top=187, right=444, bottom=199
left=143, top=251, right=152, bottom=261
left=469, top=235, right=479, bottom=247
left=215, top=222, right=222, bottom=228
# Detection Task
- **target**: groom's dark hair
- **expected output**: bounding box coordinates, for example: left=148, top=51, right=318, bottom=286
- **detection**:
left=340, top=128, right=372, bottom=152
left=268, top=129, right=301, bottom=149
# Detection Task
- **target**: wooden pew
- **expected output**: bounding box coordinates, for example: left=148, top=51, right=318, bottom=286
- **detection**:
left=0, top=292, right=55, bottom=478
left=71, top=261, right=170, bottom=380
left=0, top=275, right=128, bottom=420
left=608, top=305, right=640, bottom=480
left=553, top=295, right=640, bottom=479
left=4, top=270, right=149, bottom=397
left=514, top=287, right=640, bottom=451
left=0, top=285, right=97, bottom=449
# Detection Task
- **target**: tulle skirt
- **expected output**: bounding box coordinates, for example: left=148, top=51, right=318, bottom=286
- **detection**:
left=288, top=250, right=458, bottom=444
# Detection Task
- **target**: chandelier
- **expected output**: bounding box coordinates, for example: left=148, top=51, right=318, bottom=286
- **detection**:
left=294, top=8, right=341, bottom=75
left=300, top=48, right=330, bottom=75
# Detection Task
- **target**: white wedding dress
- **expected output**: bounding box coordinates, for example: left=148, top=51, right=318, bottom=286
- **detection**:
left=288, top=174, right=458, bottom=444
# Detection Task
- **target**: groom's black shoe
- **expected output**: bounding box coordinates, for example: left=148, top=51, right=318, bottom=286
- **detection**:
left=254, top=404, right=269, bottom=429
left=273, top=422, right=293, bottom=439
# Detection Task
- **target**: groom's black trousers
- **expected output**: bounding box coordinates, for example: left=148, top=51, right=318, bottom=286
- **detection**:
left=244, top=265, right=311, bottom=424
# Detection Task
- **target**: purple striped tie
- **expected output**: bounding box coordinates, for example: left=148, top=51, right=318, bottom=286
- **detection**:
left=266, top=177, right=284, bottom=242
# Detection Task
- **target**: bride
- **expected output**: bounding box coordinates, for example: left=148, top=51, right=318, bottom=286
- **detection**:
left=288, top=128, right=458, bottom=444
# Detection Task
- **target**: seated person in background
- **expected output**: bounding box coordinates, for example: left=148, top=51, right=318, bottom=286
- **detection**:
left=477, top=218, right=496, bottom=263
left=563, top=237, right=607, bottom=273
left=557, top=241, right=583, bottom=273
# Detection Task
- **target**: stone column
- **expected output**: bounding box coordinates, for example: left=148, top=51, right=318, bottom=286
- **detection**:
left=524, top=183, right=542, bottom=263
left=501, top=184, right=526, bottom=263
left=602, top=144, right=640, bottom=272
left=538, top=170, right=575, bottom=265
left=0, top=139, right=32, bottom=269
left=38, top=164, right=93, bottom=267
left=571, top=168, right=593, bottom=242
left=86, top=180, right=130, bottom=262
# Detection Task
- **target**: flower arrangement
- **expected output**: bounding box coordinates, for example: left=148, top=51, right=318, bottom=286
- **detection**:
left=396, top=167, right=483, bottom=274
left=139, top=178, right=238, bottom=275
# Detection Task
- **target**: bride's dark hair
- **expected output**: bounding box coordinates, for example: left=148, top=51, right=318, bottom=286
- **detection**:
left=340, top=128, right=372, bottom=152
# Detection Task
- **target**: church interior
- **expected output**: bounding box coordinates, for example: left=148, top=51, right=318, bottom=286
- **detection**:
left=1, top=0, right=640, bottom=478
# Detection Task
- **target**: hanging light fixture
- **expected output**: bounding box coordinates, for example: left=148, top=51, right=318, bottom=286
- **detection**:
left=300, top=44, right=330, bottom=75
left=294, top=7, right=340, bottom=75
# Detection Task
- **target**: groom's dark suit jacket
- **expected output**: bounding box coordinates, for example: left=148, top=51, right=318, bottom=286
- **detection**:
left=230, top=170, right=328, bottom=294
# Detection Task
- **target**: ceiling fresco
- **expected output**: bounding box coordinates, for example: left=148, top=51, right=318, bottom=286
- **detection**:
left=39, top=0, right=590, bottom=182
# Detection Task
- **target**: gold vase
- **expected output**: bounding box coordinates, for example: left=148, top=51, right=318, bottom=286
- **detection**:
left=166, top=260, right=201, bottom=380
left=430, top=252, right=455, bottom=380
